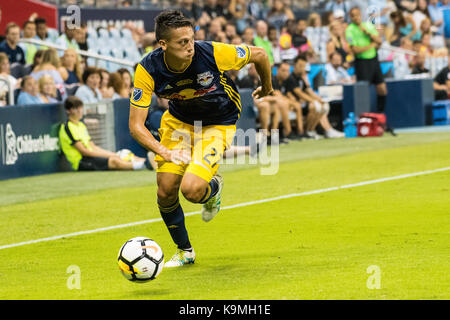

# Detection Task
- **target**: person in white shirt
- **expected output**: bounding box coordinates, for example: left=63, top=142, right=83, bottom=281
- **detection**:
left=75, top=66, right=103, bottom=104
left=325, top=52, right=354, bottom=85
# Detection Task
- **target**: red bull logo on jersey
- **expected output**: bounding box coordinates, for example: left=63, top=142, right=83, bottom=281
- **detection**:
left=197, top=71, right=214, bottom=87
left=162, top=85, right=217, bottom=101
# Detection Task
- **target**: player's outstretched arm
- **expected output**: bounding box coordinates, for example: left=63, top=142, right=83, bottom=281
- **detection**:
left=129, top=106, right=191, bottom=165
left=248, top=46, right=274, bottom=99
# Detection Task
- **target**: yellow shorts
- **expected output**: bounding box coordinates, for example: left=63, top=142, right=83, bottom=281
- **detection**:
left=154, top=111, right=236, bottom=182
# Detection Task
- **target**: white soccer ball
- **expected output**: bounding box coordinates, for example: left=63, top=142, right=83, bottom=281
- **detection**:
left=117, top=237, right=164, bottom=282
left=116, top=149, right=135, bottom=162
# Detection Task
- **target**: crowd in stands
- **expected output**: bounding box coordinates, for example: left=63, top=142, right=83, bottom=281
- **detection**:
left=1, top=0, right=450, bottom=140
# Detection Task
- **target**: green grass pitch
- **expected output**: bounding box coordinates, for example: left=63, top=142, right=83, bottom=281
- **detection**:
left=0, top=132, right=449, bottom=300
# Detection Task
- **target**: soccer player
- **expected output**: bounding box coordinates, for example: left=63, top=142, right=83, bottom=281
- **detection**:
left=128, top=10, right=273, bottom=267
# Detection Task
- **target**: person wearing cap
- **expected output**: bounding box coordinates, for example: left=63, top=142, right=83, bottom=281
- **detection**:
left=325, top=0, right=351, bottom=22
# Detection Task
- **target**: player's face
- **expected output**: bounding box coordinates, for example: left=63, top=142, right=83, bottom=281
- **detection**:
left=161, top=26, right=195, bottom=62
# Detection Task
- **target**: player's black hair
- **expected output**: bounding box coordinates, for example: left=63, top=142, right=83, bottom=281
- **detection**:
left=64, top=96, right=84, bottom=110
left=154, top=10, right=194, bottom=41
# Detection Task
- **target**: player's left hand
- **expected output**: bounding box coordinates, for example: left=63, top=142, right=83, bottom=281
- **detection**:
left=252, top=86, right=274, bottom=100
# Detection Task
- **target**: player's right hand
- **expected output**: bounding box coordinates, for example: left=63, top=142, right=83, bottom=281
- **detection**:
left=163, top=149, right=191, bottom=165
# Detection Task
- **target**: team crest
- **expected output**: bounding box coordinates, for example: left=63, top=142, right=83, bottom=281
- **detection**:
left=132, top=88, right=143, bottom=101
left=236, top=46, right=246, bottom=59
left=197, top=71, right=214, bottom=87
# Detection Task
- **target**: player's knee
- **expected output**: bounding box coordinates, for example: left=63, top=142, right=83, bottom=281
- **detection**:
left=157, top=185, right=179, bottom=204
left=180, top=179, right=207, bottom=203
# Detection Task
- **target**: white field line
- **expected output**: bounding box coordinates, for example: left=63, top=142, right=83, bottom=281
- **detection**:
left=1, top=166, right=449, bottom=251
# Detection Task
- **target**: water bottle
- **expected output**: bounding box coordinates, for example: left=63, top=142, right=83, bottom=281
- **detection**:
left=343, top=112, right=357, bottom=138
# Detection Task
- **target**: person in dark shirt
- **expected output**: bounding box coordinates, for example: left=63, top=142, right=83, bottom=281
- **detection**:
left=284, top=54, right=345, bottom=139
left=272, top=62, right=305, bottom=139
left=433, top=53, right=450, bottom=100
left=0, top=23, right=26, bottom=65
left=411, top=51, right=429, bottom=75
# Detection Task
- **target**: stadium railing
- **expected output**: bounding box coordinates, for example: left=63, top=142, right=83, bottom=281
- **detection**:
left=18, top=38, right=136, bottom=71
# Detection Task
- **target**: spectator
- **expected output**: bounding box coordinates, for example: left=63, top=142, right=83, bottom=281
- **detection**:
left=108, top=72, right=129, bottom=98
left=206, top=17, right=225, bottom=42
left=229, top=0, right=250, bottom=34
left=253, top=20, right=274, bottom=66
left=56, top=20, right=80, bottom=53
left=34, top=17, right=52, bottom=47
left=24, top=49, right=45, bottom=75
left=419, top=17, right=446, bottom=52
left=267, top=0, right=295, bottom=32
left=307, top=12, right=322, bottom=28
left=195, top=27, right=207, bottom=41
left=59, top=96, right=154, bottom=171
left=272, top=61, right=305, bottom=139
left=325, top=0, right=352, bottom=23
left=394, top=0, right=417, bottom=12
left=428, top=0, right=444, bottom=35
left=291, top=20, right=310, bottom=52
left=117, top=68, right=133, bottom=97
left=389, top=10, right=420, bottom=46
left=75, top=22, right=88, bottom=51
left=433, top=52, right=450, bottom=100
left=326, top=20, right=350, bottom=66
left=325, top=52, right=354, bottom=85
left=268, top=25, right=282, bottom=65
left=17, top=75, right=43, bottom=105
left=98, top=68, right=114, bottom=99
left=242, top=27, right=255, bottom=46
left=75, top=66, right=103, bottom=103
left=0, top=52, right=18, bottom=91
left=411, top=51, right=430, bottom=75
left=391, top=37, right=415, bottom=78
left=203, top=0, right=223, bottom=20
left=31, top=48, right=66, bottom=99
left=38, top=74, right=59, bottom=103
left=61, top=48, right=82, bottom=86
left=412, top=0, right=431, bottom=31
left=19, top=21, right=38, bottom=65
left=285, top=54, right=344, bottom=139
left=224, top=23, right=237, bottom=43
left=179, top=0, right=204, bottom=22
left=0, top=23, right=26, bottom=65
